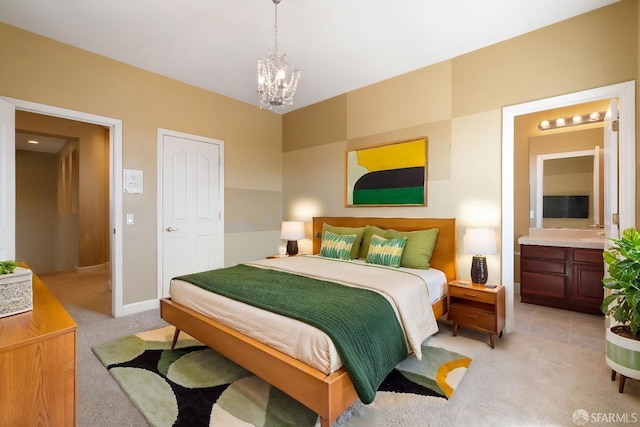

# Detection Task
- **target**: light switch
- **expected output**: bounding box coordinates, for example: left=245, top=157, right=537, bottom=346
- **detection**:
left=126, top=214, right=134, bottom=225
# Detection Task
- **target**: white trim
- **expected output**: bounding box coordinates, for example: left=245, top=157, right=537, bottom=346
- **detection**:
left=75, top=263, right=109, bottom=274
left=1, top=96, right=125, bottom=317
left=502, top=81, right=636, bottom=334
left=120, top=298, right=159, bottom=316
left=156, top=128, right=225, bottom=300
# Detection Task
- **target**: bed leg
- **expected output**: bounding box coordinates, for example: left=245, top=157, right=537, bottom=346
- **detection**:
left=171, top=328, right=181, bottom=349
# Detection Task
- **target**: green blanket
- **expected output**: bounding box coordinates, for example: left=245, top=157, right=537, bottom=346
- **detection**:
left=175, top=264, right=408, bottom=404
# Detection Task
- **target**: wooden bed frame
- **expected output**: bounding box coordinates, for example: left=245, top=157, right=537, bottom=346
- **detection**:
left=160, top=217, right=456, bottom=426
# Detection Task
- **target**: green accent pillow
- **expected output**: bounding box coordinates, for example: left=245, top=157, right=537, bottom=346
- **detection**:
left=385, top=228, right=439, bottom=269
left=321, top=224, right=364, bottom=259
left=366, top=234, right=407, bottom=268
left=319, top=231, right=357, bottom=260
left=358, top=225, right=388, bottom=259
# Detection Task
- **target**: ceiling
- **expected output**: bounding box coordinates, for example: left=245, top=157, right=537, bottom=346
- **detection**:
left=0, top=0, right=619, bottom=114
left=16, top=132, right=68, bottom=154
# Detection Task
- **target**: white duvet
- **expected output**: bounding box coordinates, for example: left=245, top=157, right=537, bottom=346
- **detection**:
left=170, top=255, right=443, bottom=374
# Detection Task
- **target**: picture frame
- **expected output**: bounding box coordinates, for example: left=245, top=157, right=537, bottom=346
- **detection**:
left=345, top=137, right=427, bottom=207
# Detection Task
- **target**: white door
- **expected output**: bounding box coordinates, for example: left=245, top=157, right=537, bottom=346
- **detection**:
left=161, top=131, right=223, bottom=297
left=0, top=99, right=15, bottom=260
left=603, top=98, right=619, bottom=241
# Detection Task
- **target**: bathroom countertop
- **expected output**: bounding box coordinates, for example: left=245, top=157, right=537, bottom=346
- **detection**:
left=517, top=235, right=605, bottom=249
left=518, top=228, right=606, bottom=250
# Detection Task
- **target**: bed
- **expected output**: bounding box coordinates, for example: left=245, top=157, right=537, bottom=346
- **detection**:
left=160, top=216, right=456, bottom=426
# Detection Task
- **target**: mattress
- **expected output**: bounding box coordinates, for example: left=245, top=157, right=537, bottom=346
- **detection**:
left=169, top=255, right=446, bottom=375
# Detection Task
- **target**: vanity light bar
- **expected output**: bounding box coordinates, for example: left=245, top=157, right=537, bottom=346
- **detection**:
left=538, top=111, right=606, bottom=131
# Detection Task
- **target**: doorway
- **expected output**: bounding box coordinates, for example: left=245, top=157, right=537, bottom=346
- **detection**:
left=16, top=116, right=110, bottom=274
left=501, top=81, right=636, bottom=334
left=0, top=96, right=125, bottom=317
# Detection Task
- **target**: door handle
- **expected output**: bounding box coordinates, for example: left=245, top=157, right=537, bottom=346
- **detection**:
left=165, top=226, right=179, bottom=232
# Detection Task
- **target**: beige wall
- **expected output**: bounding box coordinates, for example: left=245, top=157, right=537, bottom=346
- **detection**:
left=1, top=1, right=637, bottom=306
left=15, top=150, right=57, bottom=273
left=282, top=0, right=639, bottom=284
left=1, top=22, right=282, bottom=305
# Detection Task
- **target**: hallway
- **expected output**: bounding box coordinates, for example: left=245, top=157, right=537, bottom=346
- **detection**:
left=39, top=268, right=111, bottom=324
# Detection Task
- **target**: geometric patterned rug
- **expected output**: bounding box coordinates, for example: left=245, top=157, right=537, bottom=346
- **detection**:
left=92, top=326, right=471, bottom=427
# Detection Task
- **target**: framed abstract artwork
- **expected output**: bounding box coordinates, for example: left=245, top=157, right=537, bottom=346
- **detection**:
left=345, top=137, right=427, bottom=207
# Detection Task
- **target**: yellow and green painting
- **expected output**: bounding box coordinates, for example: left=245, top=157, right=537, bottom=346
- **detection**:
left=345, top=138, right=427, bottom=206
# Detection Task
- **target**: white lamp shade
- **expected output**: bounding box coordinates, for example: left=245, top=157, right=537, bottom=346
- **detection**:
left=281, top=221, right=305, bottom=240
left=464, top=227, right=497, bottom=255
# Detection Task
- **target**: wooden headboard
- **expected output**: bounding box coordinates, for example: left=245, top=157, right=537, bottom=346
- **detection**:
left=312, top=217, right=457, bottom=282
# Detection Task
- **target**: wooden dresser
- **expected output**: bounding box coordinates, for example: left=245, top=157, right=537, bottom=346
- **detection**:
left=0, top=267, right=77, bottom=426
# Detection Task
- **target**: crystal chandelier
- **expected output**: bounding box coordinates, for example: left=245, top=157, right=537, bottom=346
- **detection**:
left=257, top=0, right=300, bottom=111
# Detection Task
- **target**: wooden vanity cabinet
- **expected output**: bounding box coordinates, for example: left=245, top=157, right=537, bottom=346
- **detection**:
left=520, top=244, right=604, bottom=314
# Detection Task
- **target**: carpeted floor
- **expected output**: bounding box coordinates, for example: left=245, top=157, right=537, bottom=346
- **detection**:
left=41, top=271, right=640, bottom=426
left=92, top=326, right=472, bottom=426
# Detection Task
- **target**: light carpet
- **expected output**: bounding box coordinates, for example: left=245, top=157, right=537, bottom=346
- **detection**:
left=92, top=326, right=472, bottom=426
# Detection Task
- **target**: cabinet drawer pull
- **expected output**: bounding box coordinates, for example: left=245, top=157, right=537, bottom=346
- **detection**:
left=463, top=314, right=478, bottom=319
left=463, top=292, right=478, bottom=297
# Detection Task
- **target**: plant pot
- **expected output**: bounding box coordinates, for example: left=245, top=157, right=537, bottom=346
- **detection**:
left=0, top=267, right=33, bottom=318
left=605, top=326, right=640, bottom=393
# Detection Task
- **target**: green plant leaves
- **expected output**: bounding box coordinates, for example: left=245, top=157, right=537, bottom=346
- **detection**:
left=0, top=260, right=17, bottom=275
left=602, top=228, right=640, bottom=337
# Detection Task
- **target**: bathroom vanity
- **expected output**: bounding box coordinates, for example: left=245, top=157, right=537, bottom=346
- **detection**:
left=518, top=229, right=604, bottom=315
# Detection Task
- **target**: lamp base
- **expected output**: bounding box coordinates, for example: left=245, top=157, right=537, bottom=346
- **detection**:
left=286, top=240, right=299, bottom=256
left=470, top=255, right=488, bottom=284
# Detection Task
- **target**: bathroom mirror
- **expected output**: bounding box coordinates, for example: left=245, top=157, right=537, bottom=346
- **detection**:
left=529, top=127, right=604, bottom=229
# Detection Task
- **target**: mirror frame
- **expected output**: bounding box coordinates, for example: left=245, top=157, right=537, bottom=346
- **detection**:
left=535, top=149, right=600, bottom=227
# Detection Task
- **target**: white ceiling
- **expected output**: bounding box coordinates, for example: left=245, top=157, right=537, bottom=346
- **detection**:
left=16, top=132, right=68, bottom=154
left=0, top=0, right=619, bottom=113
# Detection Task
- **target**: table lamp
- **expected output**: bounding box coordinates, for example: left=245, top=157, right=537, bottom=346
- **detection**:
left=281, top=221, right=305, bottom=256
left=464, top=227, right=497, bottom=285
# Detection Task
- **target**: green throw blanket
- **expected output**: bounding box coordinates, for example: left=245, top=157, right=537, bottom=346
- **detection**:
left=175, top=264, right=408, bottom=404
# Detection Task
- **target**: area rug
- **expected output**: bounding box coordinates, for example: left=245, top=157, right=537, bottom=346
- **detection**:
left=92, top=326, right=471, bottom=427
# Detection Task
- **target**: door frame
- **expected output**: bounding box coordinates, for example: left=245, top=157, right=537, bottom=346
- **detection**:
left=501, top=80, right=636, bottom=334
left=1, top=96, right=124, bottom=317
left=156, top=128, right=225, bottom=299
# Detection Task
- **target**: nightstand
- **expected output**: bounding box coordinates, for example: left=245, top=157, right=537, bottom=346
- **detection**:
left=447, top=281, right=505, bottom=348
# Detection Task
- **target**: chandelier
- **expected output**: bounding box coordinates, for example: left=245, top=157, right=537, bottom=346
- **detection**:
left=257, top=0, right=300, bottom=111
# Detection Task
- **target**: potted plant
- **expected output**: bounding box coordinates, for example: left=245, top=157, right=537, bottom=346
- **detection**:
left=0, top=260, right=33, bottom=318
left=601, top=227, right=640, bottom=393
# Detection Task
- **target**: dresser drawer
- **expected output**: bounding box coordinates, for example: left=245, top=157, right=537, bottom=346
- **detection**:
left=449, top=285, right=495, bottom=304
left=521, top=258, right=566, bottom=275
left=448, top=306, right=497, bottom=333
left=521, top=245, right=567, bottom=261
left=573, top=248, right=603, bottom=264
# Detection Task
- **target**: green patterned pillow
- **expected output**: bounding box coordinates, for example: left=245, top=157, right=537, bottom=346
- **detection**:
left=385, top=228, right=439, bottom=269
left=319, top=231, right=357, bottom=260
left=321, top=224, right=364, bottom=259
left=358, top=225, right=388, bottom=259
left=366, top=234, right=407, bottom=268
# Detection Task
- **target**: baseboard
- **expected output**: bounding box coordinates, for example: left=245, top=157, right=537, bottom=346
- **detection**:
left=76, top=263, right=109, bottom=274
left=120, top=298, right=159, bottom=317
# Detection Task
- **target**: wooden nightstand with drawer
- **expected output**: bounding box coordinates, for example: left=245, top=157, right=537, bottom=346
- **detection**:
left=447, top=281, right=505, bottom=348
